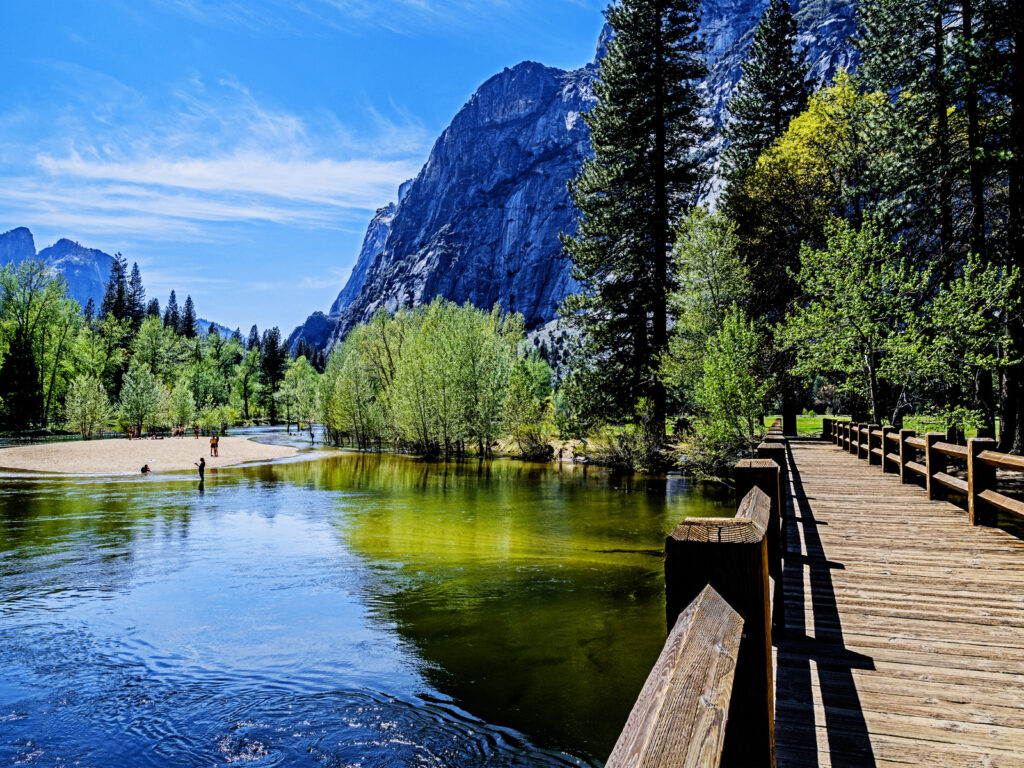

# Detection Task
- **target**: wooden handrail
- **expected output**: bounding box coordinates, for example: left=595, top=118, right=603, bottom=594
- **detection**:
left=978, top=450, right=1024, bottom=472
left=933, top=442, right=969, bottom=460
left=606, top=585, right=742, bottom=768
left=905, top=460, right=927, bottom=476
left=827, top=424, right=1024, bottom=525
left=660, top=479, right=777, bottom=767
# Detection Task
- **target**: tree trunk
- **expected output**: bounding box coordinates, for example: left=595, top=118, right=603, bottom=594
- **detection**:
left=934, top=9, right=954, bottom=268
left=650, top=9, right=668, bottom=442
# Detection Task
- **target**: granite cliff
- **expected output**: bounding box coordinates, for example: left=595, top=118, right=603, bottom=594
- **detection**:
left=292, top=1, right=857, bottom=352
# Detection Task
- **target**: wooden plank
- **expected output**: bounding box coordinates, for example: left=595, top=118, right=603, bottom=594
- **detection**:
left=979, top=489, right=1024, bottom=521
left=606, top=585, right=742, bottom=768
left=934, top=441, right=969, bottom=460
left=933, top=470, right=969, bottom=495
left=904, top=460, right=926, bottom=477
left=979, top=450, right=1024, bottom=473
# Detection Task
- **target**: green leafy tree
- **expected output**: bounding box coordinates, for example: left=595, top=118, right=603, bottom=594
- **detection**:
left=691, top=306, right=770, bottom=473
left=503, top=356, right=552, bottom=460
left=168, top=381, right=196, bottom=428
left=561, top=0, right=708, bottom=435
left=118, top=359, right=165, bottom=433
left=781, top=219, right=934, bottom=424
left=64, top=374, right=112, bottom=439
left=660, top=209, right=749, bottom=405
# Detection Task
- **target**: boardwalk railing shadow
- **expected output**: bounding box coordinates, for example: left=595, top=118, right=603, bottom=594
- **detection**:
left=776, top=438, right=877, bottom=768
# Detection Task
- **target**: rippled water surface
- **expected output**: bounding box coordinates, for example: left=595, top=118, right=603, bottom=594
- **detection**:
left=0, top=432, right=732, bottom=767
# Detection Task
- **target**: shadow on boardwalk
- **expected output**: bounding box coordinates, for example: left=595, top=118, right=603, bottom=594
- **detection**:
left=776, top=439, right=877, bottom=768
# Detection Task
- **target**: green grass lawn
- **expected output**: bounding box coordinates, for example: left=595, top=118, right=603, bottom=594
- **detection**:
left=761, top=414, right=830, bottom=436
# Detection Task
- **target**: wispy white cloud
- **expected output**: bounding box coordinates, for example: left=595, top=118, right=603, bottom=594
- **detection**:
left=152, top=0, right=599, bottom=36
left=0, top=70, right=428, bottom=239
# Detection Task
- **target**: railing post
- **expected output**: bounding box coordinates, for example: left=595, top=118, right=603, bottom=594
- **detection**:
left=899, top=429, right=916, bottom=484
left=868, top=424, right=882, bottom=466
left=925, top=432, right=946, bottom=500
left=881, top=426, right=897, bottom=473
left=665, top=490, right=775, bottom=768
left=745, top=453, right=786, bottom=643
left=842, top=421, right=850, bottom=450
left=822, top=417, right=832, bottom=442
left=968, top=438, right=997, bottom=526
left=856, top=423, right=868, bottom=459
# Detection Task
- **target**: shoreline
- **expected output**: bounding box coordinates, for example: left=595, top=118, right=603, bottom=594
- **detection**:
left=0, top=435, right=298, bottom=476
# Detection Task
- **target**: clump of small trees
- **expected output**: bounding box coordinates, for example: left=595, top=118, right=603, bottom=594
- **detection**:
left=320, top=298, right=553, bottom=458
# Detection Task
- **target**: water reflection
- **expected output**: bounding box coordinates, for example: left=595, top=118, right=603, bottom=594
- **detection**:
left=0, top=441, right=731, bottom=765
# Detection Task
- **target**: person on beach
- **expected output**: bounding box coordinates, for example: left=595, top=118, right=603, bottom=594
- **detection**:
left=209, top=435, right=216, bottom=457
left=195, top=457, right=205, bottom=481
left=194, top=425, right=199, bottom=439
left=141, top=464, right=151, bottom=474
left=213, top=435, right=220, bottom=457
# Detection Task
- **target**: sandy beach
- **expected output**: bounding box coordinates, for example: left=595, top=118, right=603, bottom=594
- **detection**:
left=0, top=435, right=297, bottom=475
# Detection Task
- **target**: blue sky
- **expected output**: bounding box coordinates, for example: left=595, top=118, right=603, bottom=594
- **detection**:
left=0, top=0, right=606, bottom=333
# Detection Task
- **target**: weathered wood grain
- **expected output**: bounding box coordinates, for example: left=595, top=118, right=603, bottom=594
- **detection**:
left=606, top=585, right=742, bottom=768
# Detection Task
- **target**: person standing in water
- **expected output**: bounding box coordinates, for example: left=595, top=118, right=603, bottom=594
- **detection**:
left=195, top=457, right=205, bottom=482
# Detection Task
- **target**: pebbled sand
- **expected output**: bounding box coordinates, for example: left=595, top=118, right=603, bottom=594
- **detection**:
left=0, top=435, right=296, bottom=475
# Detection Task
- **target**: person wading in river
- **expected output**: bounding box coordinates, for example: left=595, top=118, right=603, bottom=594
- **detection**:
left=195, top=457, right=205, bottom=482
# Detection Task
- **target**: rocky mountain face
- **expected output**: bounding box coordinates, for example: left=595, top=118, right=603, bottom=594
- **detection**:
left=0, top=227, right=113, bottom=310
left=292, top=0, right=857, bottom=353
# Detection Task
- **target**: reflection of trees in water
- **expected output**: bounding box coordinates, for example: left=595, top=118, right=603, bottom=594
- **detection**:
left=313, top=451, right=733, bottom=761
left=0, top=478, right=195, bottom=599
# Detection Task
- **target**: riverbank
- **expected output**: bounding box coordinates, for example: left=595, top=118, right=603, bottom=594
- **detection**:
left=0, top=435, right=297, bottom=475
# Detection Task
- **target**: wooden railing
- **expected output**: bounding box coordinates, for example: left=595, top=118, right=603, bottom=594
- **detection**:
left=822, top=419, right=1024, bottom=525
left=608, top=421, right=785, bottom=768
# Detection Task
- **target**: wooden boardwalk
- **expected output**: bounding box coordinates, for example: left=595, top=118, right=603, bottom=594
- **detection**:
left=775, top=438, right=1024, bottom=768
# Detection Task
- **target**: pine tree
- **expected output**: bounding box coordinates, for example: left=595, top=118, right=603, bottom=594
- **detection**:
left=146, top=298, right=161, bottom=318
left=720, top=0, right=808, bottom=181
left=260, top=327, right=288, bottom=422
left=100, top=253, right=129, bottom=321
left=560, top=0, right=708, bottom=434
left=83, top=297, right=95, bottom=321
left=247, top=325, right=261, bottom=352
left=163, top=290, right=180, bottom=331
left=856, top=0, right=957, bottom=266
left=181, top=295, right=197, bottom=338
left=126, top=262, right=146, bottom=329
left=231, top=327, right=243, bottom=343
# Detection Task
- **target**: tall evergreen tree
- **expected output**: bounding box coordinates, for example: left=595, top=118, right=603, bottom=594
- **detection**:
left=100, top=253, right=129, bottom=321
left=181, top=295, right=197, bottom=338
left=720, top=0, right=808, bottom=182
left=561, top=0, right=708, bottom=434
left=260, top=327, right=288, bottom=422
left=856, top=0, right=957, bottom=266
left=163, top=290, right=180, bottom=331
left=146, top=298, right=161, bottom=318
left=126, top=262, right=146, bottom=329
left=247, top=324, right=261, bottom=352
left=83, top=297, right=95, bottom=321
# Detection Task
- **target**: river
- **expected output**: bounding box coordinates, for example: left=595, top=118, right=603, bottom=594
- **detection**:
left=0, top=430, right=732, bottom=766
